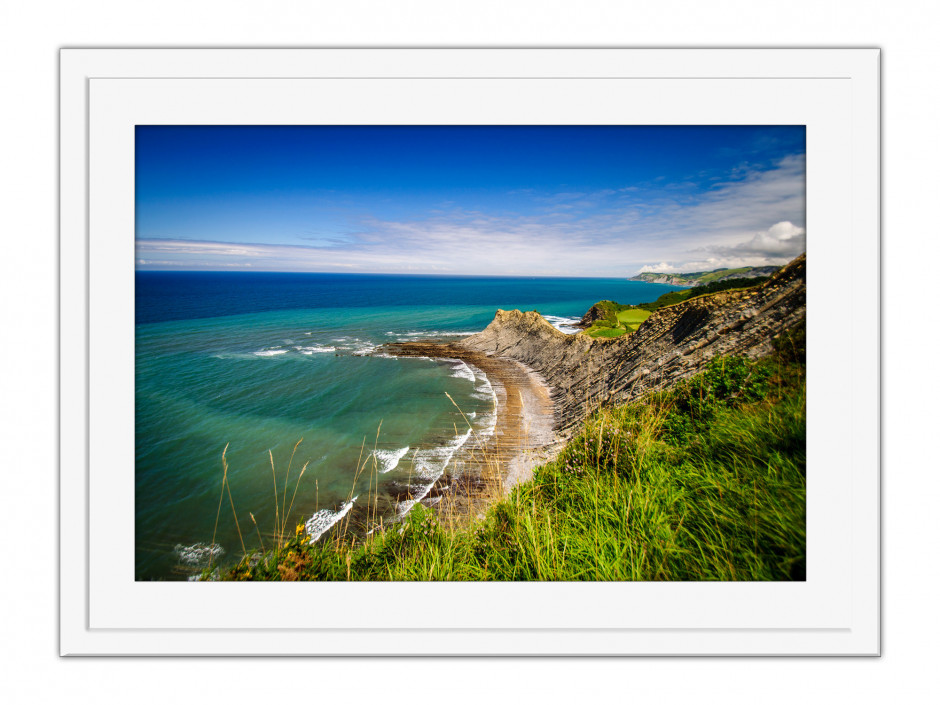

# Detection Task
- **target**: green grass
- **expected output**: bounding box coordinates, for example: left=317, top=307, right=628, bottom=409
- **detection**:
left=212, top=326, right=806, bottom=582
left=615, top=308, right=651, bottom=331
left=582, top=302, right=651, bottom=338
left=586, top=325, right=627, bottom=338
left=585, top=309, right=651, bottom=337
left=636, top=290, right=691, bottom=311
left=635, top=276, right=770, bottom=312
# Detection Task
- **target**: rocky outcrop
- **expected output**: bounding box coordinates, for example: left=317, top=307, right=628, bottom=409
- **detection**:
left=577, top=301, right=619, bottom=328
left=577, top=303, right=608, bottom=328
left=458, top=254, right=806, bottom=436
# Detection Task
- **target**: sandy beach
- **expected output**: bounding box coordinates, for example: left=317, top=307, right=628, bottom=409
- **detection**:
left=383, top=340, right=560, bottom=517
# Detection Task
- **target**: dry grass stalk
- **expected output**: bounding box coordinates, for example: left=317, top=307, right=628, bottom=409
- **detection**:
left=211, top=442, right=229, bottom=551
left=279, top=438, right=303, bottom=542
left=223, top=444, right=247, bottom=557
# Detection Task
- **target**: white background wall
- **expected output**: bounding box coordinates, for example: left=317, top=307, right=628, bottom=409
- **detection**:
left=2, top=1, right=936, bottom=702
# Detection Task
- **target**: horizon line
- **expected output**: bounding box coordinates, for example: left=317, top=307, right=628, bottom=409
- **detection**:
left=134, top=268, right=659, bottom=279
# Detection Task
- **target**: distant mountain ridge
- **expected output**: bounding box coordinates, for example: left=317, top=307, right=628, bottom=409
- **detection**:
left=629, top=264, right=782, bottom=287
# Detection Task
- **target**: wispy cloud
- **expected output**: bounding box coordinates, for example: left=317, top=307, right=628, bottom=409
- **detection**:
left=137, top=154, right=805, bottom=275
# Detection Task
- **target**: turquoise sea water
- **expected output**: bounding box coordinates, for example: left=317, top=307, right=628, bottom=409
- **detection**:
left=135, top=272, right=682, bottom=580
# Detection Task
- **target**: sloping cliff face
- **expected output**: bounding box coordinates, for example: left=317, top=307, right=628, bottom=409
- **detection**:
left=459, top=254, right=806, bottom=435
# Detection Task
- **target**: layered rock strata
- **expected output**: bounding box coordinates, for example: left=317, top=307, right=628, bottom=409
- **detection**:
left=379, top=254, right=805, bottom=507
left=458, top=254, right=806, bottom=436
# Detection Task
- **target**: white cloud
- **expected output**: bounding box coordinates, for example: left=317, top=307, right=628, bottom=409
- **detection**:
left=635, top=221, right=806, bottom=274
left=137, top=154, right=806, bottom=275
left=639, top=262, right=679, bottom=274
left=720, top=220, right=806, bottom=258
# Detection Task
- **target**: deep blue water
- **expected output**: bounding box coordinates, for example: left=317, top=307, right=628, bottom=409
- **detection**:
left=135, top=271, right=681, bottom=580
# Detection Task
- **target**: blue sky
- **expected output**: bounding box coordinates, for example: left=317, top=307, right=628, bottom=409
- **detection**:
left=136, top=125, right=806, bottom=275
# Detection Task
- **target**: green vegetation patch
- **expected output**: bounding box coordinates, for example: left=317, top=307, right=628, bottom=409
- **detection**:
left=694, top=267, right=751, bottom=285
left=213, top=323, right=806, bottom=582
left=615, top=308, right=651, bottom=331
left=636, top=276, right=770, bottom=312
left=587, top=326, right=627, bottom=338
left=584, top=300, right=650, bottom=337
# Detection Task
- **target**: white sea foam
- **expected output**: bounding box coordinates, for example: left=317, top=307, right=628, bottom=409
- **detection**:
left=472, top=370, right=496, bottom=403
left=174, top=542, right=224, bottom=566
left=399, top=428, right=473, bottom=517
left=352, top=344, right=377, bottom=356
left=449, top=360, right=476, bottom=383
left=476, top=411, right=498, bottom=439
left=253, top=349, right=288, bottom=357
left=305, top=496, right=358, bottom=543
left=413, top=428, right=473, bottom=479
left=371, top=446, right=410, bottom=474
left=398, top=429, right=473, bottom=516
left=294, top=345, right=336, bottom=354
left=468, top=365, right=498, bottom=438
left=542, top=315, right=582, bottom=335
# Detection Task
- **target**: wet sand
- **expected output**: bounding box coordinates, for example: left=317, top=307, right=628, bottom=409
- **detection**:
left=382, top=340, right=561, bottom=518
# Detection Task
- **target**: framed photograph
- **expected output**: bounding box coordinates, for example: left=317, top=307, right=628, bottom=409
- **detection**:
left=60, top=48, right=880, bottom=655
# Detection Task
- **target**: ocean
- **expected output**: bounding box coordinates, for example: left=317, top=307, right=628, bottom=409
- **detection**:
left=135, top=271, right=681, bottom=580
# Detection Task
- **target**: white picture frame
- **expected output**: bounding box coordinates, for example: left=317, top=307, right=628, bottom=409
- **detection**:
left=59, top=48, right=880, bottom=656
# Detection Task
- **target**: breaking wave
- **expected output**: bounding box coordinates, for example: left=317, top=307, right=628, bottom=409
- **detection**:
left=398, top=428, right=473, bottom=517
left=174, top=542, right=224, bottom=566
left=542, top=315, right=582, bottom=335
left=371, top=446, right=410, bottom=474
left=445, top=358, right=476, bottom=383
left=294, top=345, right=336, bottom=354
left=305, top=496, right=358, bottom=543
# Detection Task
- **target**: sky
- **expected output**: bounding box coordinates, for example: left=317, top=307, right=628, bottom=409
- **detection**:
left=135, top=125, right=806, bottom=276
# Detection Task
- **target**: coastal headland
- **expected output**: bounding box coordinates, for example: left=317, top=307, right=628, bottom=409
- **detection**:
left=217, top=254, right=807, bottom=581
left=382, top=253, right=806, bottom=513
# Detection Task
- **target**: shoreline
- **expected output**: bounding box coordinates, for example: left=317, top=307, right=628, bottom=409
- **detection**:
left=382, top=340, right=560, bottom=517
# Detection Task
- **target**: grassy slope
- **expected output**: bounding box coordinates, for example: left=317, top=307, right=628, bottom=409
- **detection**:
left=694, top=267, right=750, bottom=285
left=217, top=326, right=806, bottom=582
left=616, top=308, right=651, bottom=329
left=635, top=276, right=771, bottom=312
left=583, top=302, right=651, bottom=338
left=583, top=276, right=764, bottom=336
